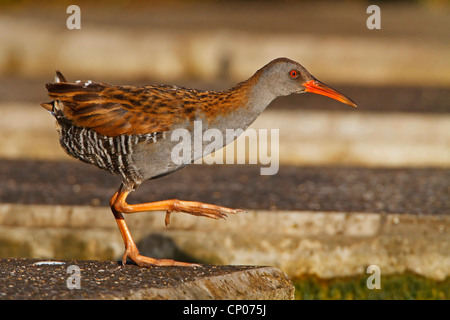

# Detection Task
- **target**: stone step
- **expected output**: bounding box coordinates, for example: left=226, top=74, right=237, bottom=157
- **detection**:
left=1, top=104, right=449, bottom=167
left=1, top=204, right=448, bottom=281
left=1, top=3, right=449, bottom=86
left=1, top=160, right=448, bottom=281
left=0, top=258, right=294, bottom=300
left=1, top=159, right=448, bottom=214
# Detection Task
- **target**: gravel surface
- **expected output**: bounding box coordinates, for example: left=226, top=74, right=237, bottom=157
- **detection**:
left=1, top=159, right=448, bottom=215
left=0, top=257, right=262, bottom=300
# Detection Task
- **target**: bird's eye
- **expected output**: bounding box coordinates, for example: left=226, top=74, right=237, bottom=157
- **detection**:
left=289, top=70, right=299, bottom=78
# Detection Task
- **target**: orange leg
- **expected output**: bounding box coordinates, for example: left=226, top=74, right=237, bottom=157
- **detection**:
left=110, top=186, right=244, bottom=267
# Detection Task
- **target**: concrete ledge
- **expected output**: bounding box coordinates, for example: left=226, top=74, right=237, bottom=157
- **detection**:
left=1, top=10, right=449, bottom=86
left=1, top=204, right=448, bottom=281
left=0, top=258, right=294, bottom=300
left=1, top=104, right=449, bottom=167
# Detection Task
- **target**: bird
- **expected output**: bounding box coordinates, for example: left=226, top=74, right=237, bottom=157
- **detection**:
left=41, top=57, right=357, bottom=267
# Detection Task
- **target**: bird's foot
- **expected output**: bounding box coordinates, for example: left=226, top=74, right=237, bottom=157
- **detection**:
left=121, top=243, right=201, bottom=267
left=111, top=188, right=245, bottom=227
left=164, top=200, right=245, bottom=226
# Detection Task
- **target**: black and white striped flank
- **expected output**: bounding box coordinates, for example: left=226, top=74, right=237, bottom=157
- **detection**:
left=57, top=123, right=164, bottom=186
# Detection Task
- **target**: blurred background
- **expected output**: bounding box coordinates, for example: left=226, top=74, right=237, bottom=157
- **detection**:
left=0, top=0, right=449, bottom=299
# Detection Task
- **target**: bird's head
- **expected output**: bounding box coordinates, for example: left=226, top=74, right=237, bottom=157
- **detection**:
left=257, top=57, right=357, bottom=108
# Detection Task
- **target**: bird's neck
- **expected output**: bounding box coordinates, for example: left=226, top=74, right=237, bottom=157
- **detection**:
left=185, top=72, right=278, bottom=163
left=205, top=71, right=277, bottom=131
left=235, top=70, right=278, bottom=111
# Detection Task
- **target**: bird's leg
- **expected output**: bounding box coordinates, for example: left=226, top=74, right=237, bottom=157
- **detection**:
left=110, top=183, right=244, bottom=267
left=109, top=190, right=200, bottom=267
left=113, top=189, right=245, bottom=226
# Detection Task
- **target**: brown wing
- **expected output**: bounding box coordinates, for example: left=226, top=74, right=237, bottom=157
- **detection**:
left=44, top=75, right=197, bottom=137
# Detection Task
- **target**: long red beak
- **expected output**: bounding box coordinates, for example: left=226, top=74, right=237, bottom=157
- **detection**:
left=303, top=79, right=357, bottom=108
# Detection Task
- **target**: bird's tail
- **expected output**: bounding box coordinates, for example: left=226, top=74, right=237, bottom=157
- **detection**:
left=40, top=101, right=54, bottom=111
left=40, top=70, right=67, bottom=114
left=54, top=71, right=67, bottom=83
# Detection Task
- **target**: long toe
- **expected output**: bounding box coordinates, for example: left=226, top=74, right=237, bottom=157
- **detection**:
left=133, top=254, right=201, bottom=267
left=173, top=200, right=245, bottom=220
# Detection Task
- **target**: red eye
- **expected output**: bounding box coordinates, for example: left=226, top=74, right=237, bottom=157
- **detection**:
left=289, top=70, right=299, bottom=78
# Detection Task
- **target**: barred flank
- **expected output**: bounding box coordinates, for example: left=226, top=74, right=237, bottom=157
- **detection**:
left=58, top=122, right=163, bottom=186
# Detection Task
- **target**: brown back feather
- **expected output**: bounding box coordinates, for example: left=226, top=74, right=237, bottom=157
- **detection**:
left=44, top=72, right=251, bottom=137
left=45, top=80, right=198, bottom=137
